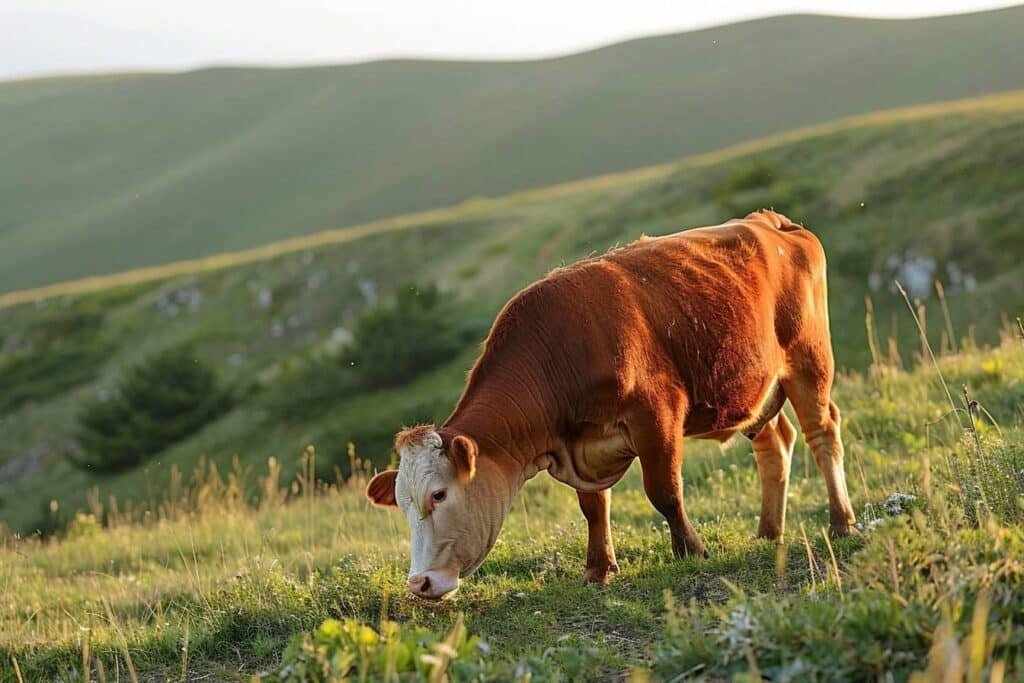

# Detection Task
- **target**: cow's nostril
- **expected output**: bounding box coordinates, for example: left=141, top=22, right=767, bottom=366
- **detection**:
left=407, top=571, right=457, bottom=599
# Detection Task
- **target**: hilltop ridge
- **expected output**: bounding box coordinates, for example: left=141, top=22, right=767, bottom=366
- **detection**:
left=2, top=6, right=1024, bottom=292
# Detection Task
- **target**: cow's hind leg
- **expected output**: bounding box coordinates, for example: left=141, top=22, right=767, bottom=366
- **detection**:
left=631, top=405, right=708, bottom=559
left=751, top=411, right=797, bottom=540
left=782, top=373, right=857, bottom=537
left=577, top=489, right=619, bottom=584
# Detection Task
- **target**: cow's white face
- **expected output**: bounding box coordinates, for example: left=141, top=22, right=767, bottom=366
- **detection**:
left=366, top=426, right=509, bottom=600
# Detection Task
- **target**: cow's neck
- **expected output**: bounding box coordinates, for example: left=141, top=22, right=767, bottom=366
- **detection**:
left=443, top=373, right=556, bottom=490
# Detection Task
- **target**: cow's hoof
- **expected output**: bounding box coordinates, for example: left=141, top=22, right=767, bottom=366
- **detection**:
left=829, top=524, right=861, bottom=539
left=671, top=538, right=708, bottom=560
left=754, top=533, right=785, bottom=545
left=583, top=563, right=619, bottom=585
left=755, top=525, right=784, bottom=542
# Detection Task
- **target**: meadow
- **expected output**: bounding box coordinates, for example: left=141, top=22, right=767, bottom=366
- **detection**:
left=3, top=326, right=1023, bottom=681
left=2, top=88, right=1024, bottom=681
left=3, top=91, right=1024, bottom=537
left=2, top=6, right=1024, bottom=291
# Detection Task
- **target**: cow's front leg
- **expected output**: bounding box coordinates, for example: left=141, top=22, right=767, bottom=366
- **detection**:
left=632, top=404, right=708, bottom=559
left=577, top=489, right=619, bottom=584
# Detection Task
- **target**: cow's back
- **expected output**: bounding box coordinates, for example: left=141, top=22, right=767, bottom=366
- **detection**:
left=606, top=210, right=827, bottom=355
left=547, top=211, right=829, bottom=436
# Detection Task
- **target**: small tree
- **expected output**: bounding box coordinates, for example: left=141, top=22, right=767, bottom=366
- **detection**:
left=346, top=283, right=464, bottom=387
left=72, top=345, right=232, bottom=471
left=260, top=283, right=482, bottom=421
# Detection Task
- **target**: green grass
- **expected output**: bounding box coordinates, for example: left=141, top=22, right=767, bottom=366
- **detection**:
left=3, top=7, right=1024, bottom=292
left=3, top=339, right=1023, bottom=681
left=4, top=94, right=1024, bottom=537
left=3, top=89, right=1024, bottom=679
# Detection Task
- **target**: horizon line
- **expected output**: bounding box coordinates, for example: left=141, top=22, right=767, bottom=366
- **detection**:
left=3, top=3, right=1021, bottom=86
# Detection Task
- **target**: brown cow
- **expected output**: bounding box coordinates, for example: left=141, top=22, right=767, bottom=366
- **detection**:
left=367, top=210, right=856, bottom=599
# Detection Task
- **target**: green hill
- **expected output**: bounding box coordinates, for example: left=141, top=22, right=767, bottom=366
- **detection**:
left=2, top=6, right=1024, bottom=292
left=1, top=92, right=1023, bottom=535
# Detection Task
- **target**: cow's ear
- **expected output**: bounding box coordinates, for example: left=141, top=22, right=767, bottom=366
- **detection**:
left=366, top=470, right=398, bottom=507
left=449, top=435, right=478, bottom=482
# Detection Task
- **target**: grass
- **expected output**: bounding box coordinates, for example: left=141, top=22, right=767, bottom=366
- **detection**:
left=2, top=85, right=1024, bottom=679
left=4, top=91, right=1024, bottom=536
left=2, top=335, right=1023, bottom=680
left=3, top=7, right=1024, bottom=292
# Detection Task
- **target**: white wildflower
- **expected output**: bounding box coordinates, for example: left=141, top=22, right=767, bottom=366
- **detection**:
left=883, top=492, right=918, bottom=516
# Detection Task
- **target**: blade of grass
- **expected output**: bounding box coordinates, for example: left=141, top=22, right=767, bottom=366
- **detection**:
left=10, top=656, right=24, bottom=683
left=102, top=596, right=139, bottom=683
left=820, top=527, right=843, bottom=600
left=894, top=280, right=961, bottom=424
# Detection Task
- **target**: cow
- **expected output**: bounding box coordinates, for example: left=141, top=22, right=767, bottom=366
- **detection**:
left=366, top=210, right=857, bottom=600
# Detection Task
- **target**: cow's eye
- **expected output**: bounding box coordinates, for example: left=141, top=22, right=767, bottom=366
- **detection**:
left=432, top=489, right=447, bottom=503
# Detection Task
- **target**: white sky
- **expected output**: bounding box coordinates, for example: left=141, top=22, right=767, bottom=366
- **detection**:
left=0, top=1, right=1017, bottom=80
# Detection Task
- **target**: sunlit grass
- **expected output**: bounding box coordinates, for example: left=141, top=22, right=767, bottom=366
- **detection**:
left=3, top=338, right=1023, bottom=680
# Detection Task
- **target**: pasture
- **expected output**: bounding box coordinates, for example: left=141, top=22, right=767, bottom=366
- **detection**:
left=2, top=87, right=1024, bottom=681
left=4, top=93, right=1024, bottom=539
left=3, top=334, right=1023, bottom=680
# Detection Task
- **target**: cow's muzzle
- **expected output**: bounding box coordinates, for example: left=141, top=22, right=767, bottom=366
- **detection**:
left=407, top=569, right=459, bottom=600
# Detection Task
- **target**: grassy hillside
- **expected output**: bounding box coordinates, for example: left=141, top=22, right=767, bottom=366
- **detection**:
left=3, top=338, right=1023, bottom=680
left=1, top=91, right=1024, bottom=540
left=3, top=6, right=1024, bottom=292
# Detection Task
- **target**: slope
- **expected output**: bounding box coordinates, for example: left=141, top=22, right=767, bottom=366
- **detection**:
left=2, top=6, right=1024, bottom=291
left=1, top=92, right=1023, bottom=535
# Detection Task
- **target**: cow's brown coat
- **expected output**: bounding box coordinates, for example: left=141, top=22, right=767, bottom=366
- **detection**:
left=371, top=210, right=856, bottom=585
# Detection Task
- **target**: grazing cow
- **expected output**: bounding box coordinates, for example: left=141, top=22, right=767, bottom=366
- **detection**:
left=367, top=210, right=856, bottom=599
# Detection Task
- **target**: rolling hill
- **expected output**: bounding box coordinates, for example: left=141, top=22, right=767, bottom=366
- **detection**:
left=1, top=91, right=1023, bottom=535
left=2, top=5, right=1024, bottom=292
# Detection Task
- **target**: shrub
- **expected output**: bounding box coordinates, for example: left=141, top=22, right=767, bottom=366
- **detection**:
left=260, top=356, right=362, bottom=420
left=71, top=345, right=233, bottom=472
left=0, top=344, right=109, bottom=415
left=345, top=283, right=465, bottom=387
left=261, top=284, right=484, bottom=421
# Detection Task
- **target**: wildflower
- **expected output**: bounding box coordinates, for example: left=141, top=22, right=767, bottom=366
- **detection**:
left=883, top=492, right=918, bottom=515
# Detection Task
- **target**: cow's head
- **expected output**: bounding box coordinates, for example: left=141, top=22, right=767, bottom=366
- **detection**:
left=366, top=425, right=510, bottom=600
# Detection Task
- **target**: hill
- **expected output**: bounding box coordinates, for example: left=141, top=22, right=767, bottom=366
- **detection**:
left=2, top=6, right=1024, bottom=292
left=1, top=91, right=1023, bottom=537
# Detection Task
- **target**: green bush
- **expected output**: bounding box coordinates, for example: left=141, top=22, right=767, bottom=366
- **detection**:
left=262, top=283, right=483, bottom=421
left=261, top=356, right=362, bottom=420
left=345, top=283, right=465, bottom=387
left=71, top=345, right=233, bottom=472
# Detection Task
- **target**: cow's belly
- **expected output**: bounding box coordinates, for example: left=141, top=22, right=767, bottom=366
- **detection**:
left=545, top=425, right=635, bottom=492
left=683, top=374, right=785, bottom=440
